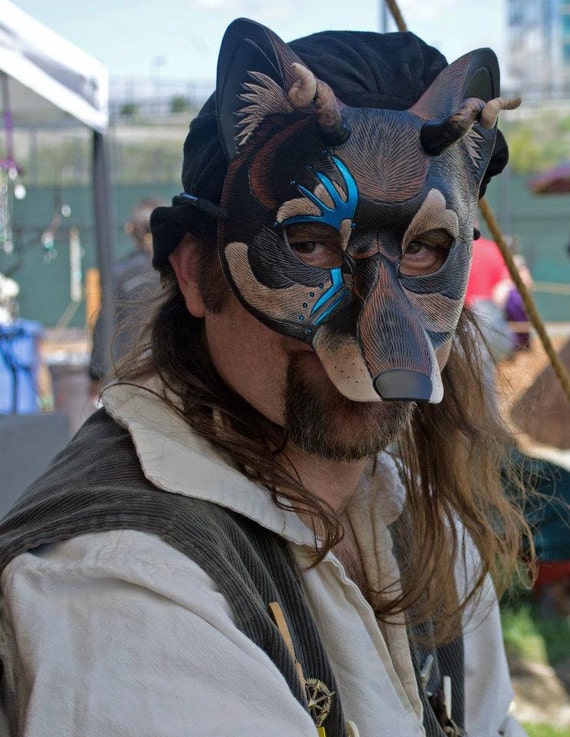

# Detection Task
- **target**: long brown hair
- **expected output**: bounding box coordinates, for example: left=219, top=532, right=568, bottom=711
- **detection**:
left=115, top=236, right=534, bottom=643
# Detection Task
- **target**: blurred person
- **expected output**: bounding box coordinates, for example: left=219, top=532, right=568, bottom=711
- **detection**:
left=503, top=254, right=533, bottom=351
left=503, top=237, right=533, bottom=352
left=0, top=18, right=532, bottom=737
left=88, top=197, right=164, bottom=401
left=465, top=231, right=517, bottom=363
left=465, top=233, right=534, bottom=397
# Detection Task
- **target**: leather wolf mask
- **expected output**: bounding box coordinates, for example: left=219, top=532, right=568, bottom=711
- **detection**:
left=213, top=19, right=519, bottom=403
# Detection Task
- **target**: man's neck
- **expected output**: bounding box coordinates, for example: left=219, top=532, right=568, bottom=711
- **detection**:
left=280, top=443, right=368, bottom=514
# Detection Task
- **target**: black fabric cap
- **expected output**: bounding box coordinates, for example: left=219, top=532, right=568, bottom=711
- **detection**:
left=288, top=31, right=448, bottom=110
left=151, top=27, right=505, bottom=268
left=151, top=28, right=450, bottom=268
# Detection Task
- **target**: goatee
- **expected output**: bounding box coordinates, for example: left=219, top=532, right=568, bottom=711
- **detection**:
left=284, top=355, right=414, bottom=462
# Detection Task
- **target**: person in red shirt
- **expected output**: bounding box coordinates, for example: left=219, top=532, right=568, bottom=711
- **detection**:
left=466, top=234, right=534, bottom=358
left=466, top=235, right=516, bottom=367
left=465, top=236, right=513, bottom=310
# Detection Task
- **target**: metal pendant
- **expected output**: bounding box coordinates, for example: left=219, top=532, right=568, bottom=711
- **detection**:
left=305, top=677, right=334, bottom=729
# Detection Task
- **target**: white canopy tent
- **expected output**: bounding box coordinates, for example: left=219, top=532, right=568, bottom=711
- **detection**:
left=0, top=0, right=114, bottom=373
left=0, top=0, right=108, bottom=131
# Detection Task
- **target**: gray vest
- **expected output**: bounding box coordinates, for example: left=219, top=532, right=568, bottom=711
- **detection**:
left=0, top=409, right=465, bottom=737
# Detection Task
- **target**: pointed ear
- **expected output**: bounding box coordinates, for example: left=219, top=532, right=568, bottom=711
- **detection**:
left=409, top=48, right=500, bottom=121
left=216, top=18, right=302, bottom=162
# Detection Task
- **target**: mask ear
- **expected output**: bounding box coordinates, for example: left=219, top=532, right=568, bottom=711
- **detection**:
left=216, top=18, right=302, bottom=162
left=409, top=48, right=500, bottom=121
left=409, top=48, right=518, bottom=187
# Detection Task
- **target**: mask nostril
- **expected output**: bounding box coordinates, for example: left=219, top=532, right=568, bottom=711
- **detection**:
left=373, top=370, right=432, bottom=402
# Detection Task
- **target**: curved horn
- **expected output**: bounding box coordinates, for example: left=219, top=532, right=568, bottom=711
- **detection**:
left=288, top=62, right=317, bottom=107
left=313, top=80, right=351, bottom=146
left=420, top=98, right=486, bottom=156
left=480, top=96, right=521, bottom=128
left=289, top=62, right=351, bottom=146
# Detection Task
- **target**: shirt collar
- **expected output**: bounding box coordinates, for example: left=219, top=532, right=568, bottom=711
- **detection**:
left=103, top=381, right=406, bottom=546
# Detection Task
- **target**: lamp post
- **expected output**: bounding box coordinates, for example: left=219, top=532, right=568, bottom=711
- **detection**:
left=151, top=56, right=167, bottom=114
left=380, top=1, right=388, bottom=32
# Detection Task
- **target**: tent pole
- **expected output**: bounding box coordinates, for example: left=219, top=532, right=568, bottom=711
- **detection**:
left=92, top=130, right=115, bottom=379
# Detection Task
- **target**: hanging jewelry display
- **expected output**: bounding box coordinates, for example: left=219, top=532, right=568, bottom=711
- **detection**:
left=1, top=71, right=26, bottom=256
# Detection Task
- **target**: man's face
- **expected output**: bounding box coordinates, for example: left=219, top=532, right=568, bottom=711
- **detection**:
left=193, top=19, right=505, bottom=451
left=212, top=23, right=503, bottom=407
left=203, top=288, right=413, bottom=460
left=217, top=101, right=489, bottom=407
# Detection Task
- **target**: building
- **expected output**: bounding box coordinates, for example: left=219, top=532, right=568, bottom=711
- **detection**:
left=507, top=0, right=570, bottom=97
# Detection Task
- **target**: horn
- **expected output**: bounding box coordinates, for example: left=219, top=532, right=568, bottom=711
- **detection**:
left=480, top=96, right=522, bottom=128
left=420, top=98, right=485, bottom=156
left=288, top=62, right=317, bottom=107
left=289, top=63, right=351, bottom=146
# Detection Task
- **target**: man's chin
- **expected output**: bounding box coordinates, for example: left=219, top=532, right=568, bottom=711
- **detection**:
left=284, top=355, right=414, bottom=462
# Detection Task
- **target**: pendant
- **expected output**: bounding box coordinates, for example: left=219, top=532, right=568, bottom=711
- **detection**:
left=305, top=677, right=334, bottom=731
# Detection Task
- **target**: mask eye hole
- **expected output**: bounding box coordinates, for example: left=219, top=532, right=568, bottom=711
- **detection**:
left=283, top=223, right=344, bottom=269
left=399, top=229, right=453, bottom=276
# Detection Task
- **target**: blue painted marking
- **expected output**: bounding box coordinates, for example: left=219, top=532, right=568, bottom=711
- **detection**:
left=313, top=292, right=347, bottom=325
left=310, top=267, right=348, bottom=325
left=280, top=156, right=358, bottom=231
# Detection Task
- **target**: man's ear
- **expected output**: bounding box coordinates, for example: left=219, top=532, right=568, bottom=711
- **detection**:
left=169, top=235, right=206, bottom=318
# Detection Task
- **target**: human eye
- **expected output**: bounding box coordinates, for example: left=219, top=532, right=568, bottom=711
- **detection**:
left=399, top=229, right=453, bottom=276
left=283, top=224, right=343, bottom=269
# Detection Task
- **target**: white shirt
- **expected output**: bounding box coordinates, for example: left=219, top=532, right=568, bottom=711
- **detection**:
left=0, top=382, right=526, bottom=737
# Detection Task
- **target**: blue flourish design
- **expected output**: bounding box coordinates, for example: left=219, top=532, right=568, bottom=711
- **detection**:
left=278, top=156, right=356, bottom=325
left=280, top=156, right=358, bottom=230
left=310, top=267, right=348, bottom=325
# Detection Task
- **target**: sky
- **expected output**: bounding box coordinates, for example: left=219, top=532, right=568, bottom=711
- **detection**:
left=9, top=0, right=508, bottom=84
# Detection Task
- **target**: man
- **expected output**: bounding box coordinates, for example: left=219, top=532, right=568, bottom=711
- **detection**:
left=88, top=196, right=164, bottom=400
left=0, top=18, right=530, bottom=737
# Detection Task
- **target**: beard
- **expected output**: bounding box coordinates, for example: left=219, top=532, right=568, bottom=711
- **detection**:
left=283, top=354, right=415, bottom=462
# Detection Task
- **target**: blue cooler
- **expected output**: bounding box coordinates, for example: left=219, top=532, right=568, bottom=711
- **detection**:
left=0, top=320, right=43, bottom=414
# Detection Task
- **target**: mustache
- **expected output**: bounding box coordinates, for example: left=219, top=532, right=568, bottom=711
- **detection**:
left=283, top=355, right=415, bottom=462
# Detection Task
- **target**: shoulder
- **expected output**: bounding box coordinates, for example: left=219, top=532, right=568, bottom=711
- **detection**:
left=0, top=408, right=254, bottom=574
left=0, top=529, right=314, bottom=737
left=2, top=529, right=231, bottom=617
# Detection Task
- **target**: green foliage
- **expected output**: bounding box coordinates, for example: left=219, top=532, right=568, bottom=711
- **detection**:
left=501, top=589, right=570, bottom=666
left=506, top=126, right=545, bottom=174
left=501, top=603, right=548, bottom=662
left=119, top=102, right=138, bottom=117
left=501, top=590, right=570, bottom=732
left=502, top=108, right=570, bottom=174
left=522, top=723, right=570, bottom=737
left=170, top=95, right=190, bottom=114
